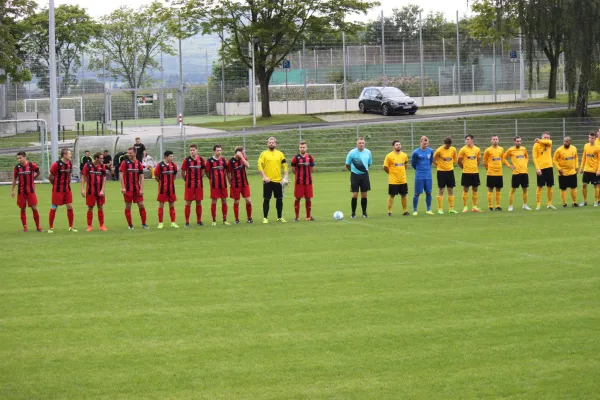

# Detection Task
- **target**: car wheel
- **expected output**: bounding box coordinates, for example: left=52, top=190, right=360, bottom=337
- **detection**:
left=409, top=111, right=416, bottom=115
left=381, top=104, right=389, bottom=116
left=359, top=102, right=367, bottom=114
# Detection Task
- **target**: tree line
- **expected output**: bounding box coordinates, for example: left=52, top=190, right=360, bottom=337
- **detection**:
left=1, top=0, right=599, bottom=117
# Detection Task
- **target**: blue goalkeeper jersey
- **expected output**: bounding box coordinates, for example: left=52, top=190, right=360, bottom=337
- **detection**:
left=411, top=147, right=434, bottom=180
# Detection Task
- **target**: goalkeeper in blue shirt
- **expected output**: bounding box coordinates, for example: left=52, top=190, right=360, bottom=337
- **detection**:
left=411, top=136, right=435, bottom=215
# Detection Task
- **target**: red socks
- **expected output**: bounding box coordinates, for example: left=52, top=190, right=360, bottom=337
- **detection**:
left=169, top=207, right=176, bottom=223
left=140, top=208, right=146, bottom=225
left=98, top=210, right=104, bottom=226
left=306, top=199, right=312, bottom=218
left=32, top=209, right=40, bottom=229
left=294, top=200, right=300, bottom=218
left=196, top=205, right=202, bottom=223
left=185, top=205, right=191, bottom=223
left=87, top=211, right=93, bottom=226
left=49, top=208, right=56, bottom=228
left=158, top=208, right=164, bottom=223
left=234, top=203, right=240, bottom=221
left=221, top=203, right=228, bottom=220
left=125, top=209, right=132, bottom=226
left=211, top=203, right=217, bottom=221
left=67, top=209, right=74, bottom=228
left=246, top=203, right=252, bottom=219
left=20, top=209, right=27, bottom=227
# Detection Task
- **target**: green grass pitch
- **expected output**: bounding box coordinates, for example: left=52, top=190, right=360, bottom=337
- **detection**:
left=1, top=170, right=599, bottom=399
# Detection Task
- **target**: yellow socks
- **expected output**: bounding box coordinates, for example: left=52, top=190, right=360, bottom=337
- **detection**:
left=462, top=192, right=468, bottom=207
left=596, top=186, right=600, bottom=203
left=547, top=187, right=553, bottom=205
left=561, top=190, right=567, bottom=205
left=495, top=191, right=502, bottom=208
left=509, top=188, right=516, bottom=206
left=401, top=196, right=407, bottom=212
left=570, top=188, right=577, bottom=202
left=522, top=191, right=528, bottom=204
left=448, top=195, right=455, bottom=209
left=437, top=196, right=443, bottom=210
left=583, top=186, right=588, bottom=202
left=487, top=192, right=493, bottom=208
left=536, top=187, right=542, bottom=207
left=472, top=192, right=478, bottom=207
left=387, top=196, right=394, bottom=213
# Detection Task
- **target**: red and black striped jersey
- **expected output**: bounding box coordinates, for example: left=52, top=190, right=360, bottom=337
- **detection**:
left=13, top=161, right=39, bottom=194
left=291, top=153, right=315, bottom=185
left=82, top=162, right=106, bottom=196
left=181, top=156, right=205, bottom=188
left=228, top=156, right=249, bottom=189
left=206, top=156, right=228, bottom=189
left=156, top=161, right=178, bottom=195
left=120, top=158, right=143, bottom=193
left=50, top=160, right=72, bottom=193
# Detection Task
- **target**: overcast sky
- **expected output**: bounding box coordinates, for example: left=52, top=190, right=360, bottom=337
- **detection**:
left=52, top=0, right=471, bottom=21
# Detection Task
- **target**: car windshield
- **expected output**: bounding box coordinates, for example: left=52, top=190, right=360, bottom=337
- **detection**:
left=380, top=88, right=406, bottom=97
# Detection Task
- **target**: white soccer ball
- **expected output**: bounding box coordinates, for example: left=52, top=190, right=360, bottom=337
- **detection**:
left=333, top=211, right=344, bottom=220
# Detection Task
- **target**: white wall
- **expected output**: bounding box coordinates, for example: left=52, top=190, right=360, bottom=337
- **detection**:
left=216, top=93, right=547, bottom=116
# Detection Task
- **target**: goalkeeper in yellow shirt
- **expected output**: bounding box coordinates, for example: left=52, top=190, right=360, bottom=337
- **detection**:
left=503, top=136, right=532, bottom=211
left=553, top=137, right=579, bottom=208
left=579, top=131, right=600, bottom=206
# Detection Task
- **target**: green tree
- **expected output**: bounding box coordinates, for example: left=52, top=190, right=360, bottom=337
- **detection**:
left=21, top=4, right=100, bottom=95
left=91, top=3, right=175, bottom=91
left=175, top=0, right=377, bottom=117
left=0, top=0, right=36, bottom=84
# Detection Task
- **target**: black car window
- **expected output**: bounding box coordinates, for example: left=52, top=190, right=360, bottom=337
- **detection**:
left=362, top=89, right=371, bottom=97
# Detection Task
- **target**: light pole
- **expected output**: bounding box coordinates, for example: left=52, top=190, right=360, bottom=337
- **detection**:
left=49, top=0, right=59, bottom=162
left=251, top=38, right=258, bottom=128
left=178, top=10, right=184, bottom=125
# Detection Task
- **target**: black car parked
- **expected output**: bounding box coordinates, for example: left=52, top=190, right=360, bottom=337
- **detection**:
left=358, top=87, right=418, bottom=116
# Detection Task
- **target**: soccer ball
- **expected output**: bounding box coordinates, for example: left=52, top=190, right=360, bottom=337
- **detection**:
left=333, top=211, right=344, bottom=220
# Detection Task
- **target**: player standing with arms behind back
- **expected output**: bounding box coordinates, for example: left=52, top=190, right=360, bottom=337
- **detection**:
left=258, top=137, right=289, bottom=223
left=383, top=141, right=410, bottom=216
left=11, top=151, right=42, bottom=232
left=291, top=141, right=315, bottom=221
left=553, top=137, right=579, bottom=208
left=483, top=135, right=504, bottom=211
left=579, top=132, right=600, bottom=206
left=155, top=151, right=179, bottom=229
left=206, top=145, right=230, bottom=226
left=80, top=152, right=107, bottom=231
left=503, top=136, right=532, bottom=211
left=181, top=144, right=206, bottom=227
left=532, top=132, right=556, bottom=210
left=48, top=148, right=77, bottom=233
left=458, top=134, right=482, bottom=212
left=228, top=146, right=253, bottom=224
left=433, top=137, right=458, bottom=214
left=120, top=147, right=148, bottom=230
left=411, top=136, right=434, bottom=215
left=345, top=137, right=372, bottom=218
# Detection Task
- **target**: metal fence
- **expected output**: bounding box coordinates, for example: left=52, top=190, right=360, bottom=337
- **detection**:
left=2, top=117, right=596, bottom=184
left=0, top=9, right=564, bottom=124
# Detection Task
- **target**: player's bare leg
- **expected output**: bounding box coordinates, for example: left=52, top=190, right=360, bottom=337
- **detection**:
left=169, top=201, right=178, bottom=228
left=29, top=204, right=42, bottom=231
left=244, top=197, right=253, bottom=223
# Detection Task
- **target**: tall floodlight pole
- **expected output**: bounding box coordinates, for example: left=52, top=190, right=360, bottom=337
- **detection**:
left=49, top=0, right=59, bottom=161
left=251, top=39, right=257, bottom=127
left=178, top=10, right=184, bottom=123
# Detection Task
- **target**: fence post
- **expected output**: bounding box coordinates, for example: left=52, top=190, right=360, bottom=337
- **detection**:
left=356, top=124, right=360, bottom=140
left=515, top=119, right=518, bottom=137
left=77, top=122, right=80, bottom=137
left=82, top=124, right=85, bottom=136
left=472, top=65, right=475, bottom=93
left=101, top=123, right=104, bottom=136
left=464, top=120, right=467, bottom=137
left=303, top=41, right=307, bottom=115
left=438, top=67, right=442, bottom=96
left=493, top=40, right=497, bottom=102
left=299, top=124, right=302, bottom=141
left=121, top=121, right=123, bottom=135
left=62, top=125, right=65, bottom=142
left=342, top=32, right=348, bottom=112
left=381, top=10, right=386, bottom=76
left=419, top=11, right=425, bottom=106
left=410, top=121, right=414, bottom=150
left=96, top=121, right=99, bottom=136
left=456, top=11, right=461, bottom=105
left=562, top=118, right=566, bottom=139
left=242, top=128, right=246, bottom=148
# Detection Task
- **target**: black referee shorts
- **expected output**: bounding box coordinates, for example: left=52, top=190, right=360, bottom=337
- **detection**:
left=437, top=170, right=456, bottom=188
left=350, top=172, right=371, bottom=193
left=558, top=174, right=577, bottom=190
left=536, top=167, right=554, bottom=187
left=263, top=181, right=283, bottom=199
left=511, top=173, right=529, bottom=189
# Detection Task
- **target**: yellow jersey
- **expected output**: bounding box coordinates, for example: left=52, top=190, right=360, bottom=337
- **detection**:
left=458, top=145, right=481, bottom=174
left=553, top=145, right=578, bottom=176
left=433, top=146, right=457, bottom=172
left=595, top=138, right=600, bottom=147
left=532, top=139, right=553, bottom=170
left=483, top=146, right=504, bottom=176
left=503, top=146, right=529, bottom=175
left=383, top=151, right=409, bottom=184
left=581, top=143, right=600, bottom=173
left=257, top=149, right=288, bottom=182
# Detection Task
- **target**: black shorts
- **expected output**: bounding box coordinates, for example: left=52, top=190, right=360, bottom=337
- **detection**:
left=582, top=171, right=600, bottom=185
left=350, top=172, right=371, bottom=193
left=536, top=167, right=554, bottom=187
left=437, top=171, right=456, bottom=188
left=486, top=176, right=504, bottom=189
left=263, top=181, right=283, bottom=199
left=558, top=174, right=578, bottom=190
left=389, top=183, right=408, bottom=196
left=511, top=174, right=529, bottom=189
left=461, top=173, right=480, bottom=187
